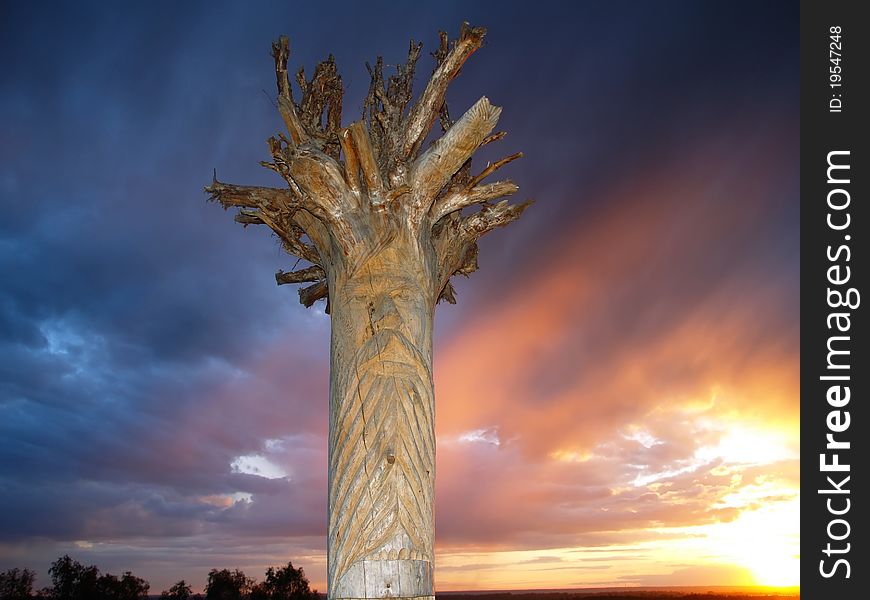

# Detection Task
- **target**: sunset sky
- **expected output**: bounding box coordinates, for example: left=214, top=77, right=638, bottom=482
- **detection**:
left=0, top=0, right=799, bottom=594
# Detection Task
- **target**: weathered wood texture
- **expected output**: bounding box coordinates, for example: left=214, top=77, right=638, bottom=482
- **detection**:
left=206, top=23, right=530, bottom=599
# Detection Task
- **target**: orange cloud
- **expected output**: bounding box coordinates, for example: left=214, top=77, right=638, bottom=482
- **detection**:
left=429, top=124, right=799, bottom=586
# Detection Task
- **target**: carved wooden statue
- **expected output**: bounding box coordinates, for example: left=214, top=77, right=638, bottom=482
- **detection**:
left=206, top=23, right=530, bottom=600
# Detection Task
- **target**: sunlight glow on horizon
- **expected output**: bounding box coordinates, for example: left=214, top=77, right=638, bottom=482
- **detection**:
left=431, top=399, right=800, bottom=591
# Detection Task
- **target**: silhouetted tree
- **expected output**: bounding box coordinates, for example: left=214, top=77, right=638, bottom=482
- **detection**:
left=42, top=556, right=149, bottom=600
left=47, top=555, right=99, bottom=600
left=120, top=571, right=149, bottom=600
left=0, top=567, right=36, bottom=600
left=204, top=569, right=253, bottom=600
left=160, top=580, right=193, bottom=600
left=95, top=571, right=150, bottom=600
left=249, top=562, right=317, bottom=600
left=95, top=573, right=120, bottom=599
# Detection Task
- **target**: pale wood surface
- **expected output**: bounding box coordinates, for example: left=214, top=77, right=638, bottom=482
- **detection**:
left=206, top=23, right=530, bottom=599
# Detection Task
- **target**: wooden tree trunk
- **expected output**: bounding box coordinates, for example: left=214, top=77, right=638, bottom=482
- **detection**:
left=206, top=24, right=531, bottom=599
left=327, top=234, right=437, bottom=597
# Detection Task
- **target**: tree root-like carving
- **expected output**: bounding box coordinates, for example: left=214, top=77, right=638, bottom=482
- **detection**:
left=205, top=23, right=530, bottom=310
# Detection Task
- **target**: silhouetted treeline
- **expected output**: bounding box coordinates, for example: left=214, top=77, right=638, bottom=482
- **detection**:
left=442, top=593, right=799, bottom=600
left=0, top=555, right=318, bottom=600
left=4, top=563, right=800, bottom=600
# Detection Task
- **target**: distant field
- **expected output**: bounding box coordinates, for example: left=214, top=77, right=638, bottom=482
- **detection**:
left=435, top=589, right=799, bottom=600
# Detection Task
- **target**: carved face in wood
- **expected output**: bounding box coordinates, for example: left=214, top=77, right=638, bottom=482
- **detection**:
left=338, top=245, right=433, bottom=356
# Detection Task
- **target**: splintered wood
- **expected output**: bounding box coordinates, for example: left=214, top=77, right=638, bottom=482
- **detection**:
left=206, top=22, right=531, bottom=600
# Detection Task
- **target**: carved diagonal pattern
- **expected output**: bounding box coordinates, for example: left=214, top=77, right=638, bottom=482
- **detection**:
left=328, top=349, right=435, bottom=588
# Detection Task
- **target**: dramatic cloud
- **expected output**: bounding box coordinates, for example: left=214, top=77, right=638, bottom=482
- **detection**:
left=1, top=0, right=797, bottom=593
